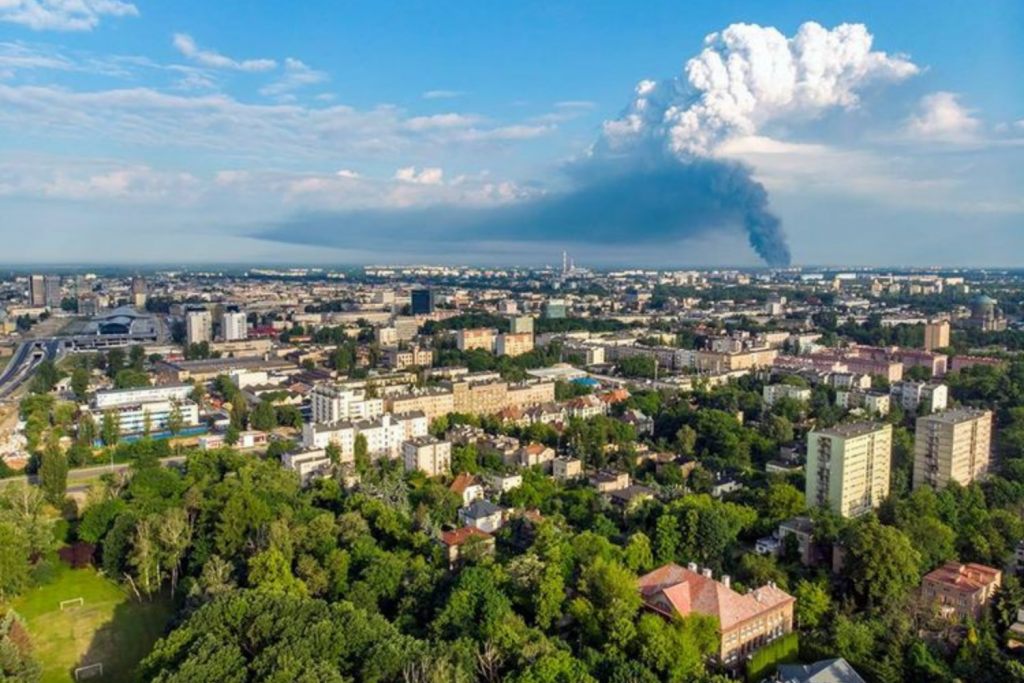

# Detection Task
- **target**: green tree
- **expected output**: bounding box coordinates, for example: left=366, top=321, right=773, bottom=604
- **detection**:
left=101, top=410, right=120, bottom=446
left=70, top=366, right=90, bottom=401
left=840, top=516, right=921, bottom=613
left=570, top=557, right=642, bottom=652
left=39, top=437, right=68, bottom=503
left=0, top=524, right=31, bottom=601
left=794, top=579, right=832, bottom=630
left=166, top=403, right=184, bottom=438
left=354, top=434, right=370, bottom=475
left=250, top=400, right=277, bottom=432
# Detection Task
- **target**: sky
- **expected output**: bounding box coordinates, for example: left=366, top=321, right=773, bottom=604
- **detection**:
left=0, top=0, right=1021, bottom=267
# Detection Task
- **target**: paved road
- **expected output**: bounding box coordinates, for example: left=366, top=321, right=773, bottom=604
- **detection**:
left=0, top=455, right=188, bottom=490
left=0, top=338, right=63, bottom=402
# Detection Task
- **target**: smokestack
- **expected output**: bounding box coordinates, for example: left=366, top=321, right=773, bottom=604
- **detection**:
left=722, top=575, right=731, bottom=589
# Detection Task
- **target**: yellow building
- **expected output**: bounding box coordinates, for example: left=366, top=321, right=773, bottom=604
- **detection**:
left=914, top=409, right=992, bottom=491
left=807, top=422, right=892, bottom=518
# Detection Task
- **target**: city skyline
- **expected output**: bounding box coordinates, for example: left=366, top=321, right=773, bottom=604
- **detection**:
left=0, top=0, right=1021, bottom=266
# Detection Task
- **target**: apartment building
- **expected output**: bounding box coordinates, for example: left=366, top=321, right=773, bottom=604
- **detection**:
left=88, top=385, right=199, bottom=437
left=763, top=384, right=812, bottom=407
left=402, top=436, right=452, bottom=477
left=310, top=384, right=384, bottom=423
left=806, top=423, right=892, bottom=518
left=449, top=375, right=554, bottom=416
left=185, top=307, right=213, bottom=345
left=221, top=308, right=248, bottom=341
left=696, top=347, right=778, bottom=373
left=384, top=346, right=433, bottom=370
left=496, top=332, right=535, bottom=357
left=638, top=564, right=795, bottom=668
left=913, top=409, right=992, bottom=491
left=891, top=381, right=948, bottom=414
left=302, top=412, right=427, bottom=460
left=457, top=328, right=496, bottom=352
left=386, top=387, right=455, bottom=423
left=836, top=390, right=891, bottom=416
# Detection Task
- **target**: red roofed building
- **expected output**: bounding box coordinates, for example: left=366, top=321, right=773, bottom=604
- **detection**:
left=439, top=527, right=494, bottom=568
left=638, top=563, right=795, bottom=667
left=921, top=561, right=1002, bottom=622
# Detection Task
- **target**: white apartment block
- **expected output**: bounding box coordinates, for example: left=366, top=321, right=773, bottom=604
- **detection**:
left=282, top=448, right=332, bottom=485
left=806, top=422, right=892, bottom=518
left=302, top=411, right=428, bottom=461
left=86, top=399, right=199, bottom=437
left=402, top=436, right=452, bottom=477
left=221, top=310, right=248, bottom=341
left=836, top=390, right=891, bottom=416
left=311, top=384, right=384, bottom=423
left=891, top=381, right=948, bottom=414
left=762, top=384, right=812, bottom=407
left=914, top=409, right=992, bottom=491
left=93, top=384, right=193, bottom=409
left=185, top=308, right=213, bottom=345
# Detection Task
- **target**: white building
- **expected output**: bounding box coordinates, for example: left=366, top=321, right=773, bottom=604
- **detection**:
left=93, top=384, right=193, bottom=409
left=311, top=384, right=384, bottom=423
left=221, top=310, right=248, bottom=341
left=891, top=381, right=948, bottom=414
left=303, top=411, right=427, bottom=461
left=836, top=390, right=891, bottom=416
left=87, top=397, right=199, bottom=437
left=282, top=448, right=332, bottom=485
left=402, top=436, right=452, bottom=477
left=763, top=384, right=812, bottom=407
left=185, top=308, right=213, bottom=345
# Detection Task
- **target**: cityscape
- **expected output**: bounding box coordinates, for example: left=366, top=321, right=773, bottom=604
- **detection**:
left=0, top=2, right=1023, bottom=683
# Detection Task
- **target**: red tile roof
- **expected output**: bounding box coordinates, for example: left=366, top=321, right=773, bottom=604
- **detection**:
left=440, top=527, right=493, bottom=546
left=923, top=562, right=1001, bottom=594
left=638, top=563, right=794, bottom=631
left=450, top=473, right=477, bottom=495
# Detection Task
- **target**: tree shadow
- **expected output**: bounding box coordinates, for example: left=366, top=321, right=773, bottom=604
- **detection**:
left=71, top=594, right=174, bottom=683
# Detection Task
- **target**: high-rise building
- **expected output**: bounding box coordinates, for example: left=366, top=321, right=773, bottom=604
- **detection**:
left=185, top=307, right=213, bottom=345
left=43, top=275, right=61, bottom=309
left=806, top=422, right=892, bottom=518
left=923, top=320, right=950, bottom=351
left=221, top=307, right=248, bottom=341
left=410, top=289, right=435, bottom=315
left=913, top=409, right=992, bottom=491
left=544, top=299, right=567, bottom=319
left=496, top=332, right=535, bottom=357
left=28, top=274, right=45, bottom=307
left=131, top=275, right=149, bottom=309
left=509, top=315, right=534, bottom=335
left=457, top=328, right=496, bottom=352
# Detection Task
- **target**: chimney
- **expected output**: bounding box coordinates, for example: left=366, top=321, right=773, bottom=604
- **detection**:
left=702, top=567, right=713, bottom=579
left=687, top=562, right=698, bottom=572
left=722, top=575, right=731, bottom=589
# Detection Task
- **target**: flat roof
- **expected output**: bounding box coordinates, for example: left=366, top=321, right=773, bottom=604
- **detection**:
left=919, top=408, right=991, bottom=425
left=811, top=422, right=888, bottom=439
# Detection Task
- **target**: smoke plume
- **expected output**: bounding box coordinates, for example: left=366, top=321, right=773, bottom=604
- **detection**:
left=259, top=22, right=919, bottom=267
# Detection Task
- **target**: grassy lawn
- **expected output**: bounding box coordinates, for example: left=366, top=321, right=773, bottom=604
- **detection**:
left=9, top=568, right=173, bottom=683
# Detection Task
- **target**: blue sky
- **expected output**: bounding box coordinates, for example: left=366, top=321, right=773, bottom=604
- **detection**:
left=0, top=0, right=1021, bottom=266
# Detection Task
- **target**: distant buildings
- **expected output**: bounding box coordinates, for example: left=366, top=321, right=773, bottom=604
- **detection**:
left=496, top=332, right=534, bottom=357
left=185, top=307, right=212, bottom=345
left=29, top=274, right=45, bottom=308
left=544, top=298, right=567, bottom=319
left=890, top=381, right=948, bottom=413
left=402, top=435, right=451, bottom=477
left=411, top=289, right=435, bottom=315
left=311, top=385, right=383, bottom=423
left=87, top=384, right=199, bottom=437
left=131, top=275, right=148, bottom=309
left=924, top=320, right=950, bottom=351
left=965, top=294, right=1007, bottom=332
left=457, top=328, right=496, bottom=352
left=509, top=315, right=534, bottom=334
left=763, top=384, right=811, bottom=407
left=806, top=423, right=892, bottom=518
left=221, top=307, right=248, bottom=341
left=913, top=409, right=992, bottom=491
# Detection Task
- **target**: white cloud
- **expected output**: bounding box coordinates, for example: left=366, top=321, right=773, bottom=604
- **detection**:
left=422, top=90, right=464, bottom=100
left=394, top=166, right=444, bottom=185
left=905, top=91, right=981, bottom=143
left=403, top=113, right=484, bottom=131
left=335, top=169, right=360, bottom=179
left=0, top=158, right=198, bottom=201
left=0, top=0, right=137, bottom=31
left=172, top=33, right=276, bottom=72
left=555, top=100, right=596, bottom=109
left=259, top=57, right=327, bottom=98
left=599, top=21, right=919, bottom=157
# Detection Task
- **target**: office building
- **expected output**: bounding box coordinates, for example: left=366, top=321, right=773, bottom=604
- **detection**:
left=88, top=385, right=198, bottom=437
left=806, top=422, right=892, bottom=518
left=496, top=332, right=534, bottom=357
left=131, top=275, right=148, bottom=309
left=410, top=289, right=435, bottom=315
left=924, top=320, right=950, bottom=351
left=913, top=408, right=992, bottom=491
left=544, top=299, right=567, bottom=319
left=185, top=307, right=213, bottom=345
left=44, top=275, right=61, bottom=308
left=638, top=563, right=795, bottom=667
left=29, top=274, right=46, bottom=307
left=221, top=307, right=248, bottom=341
left=509, top=315, right=534, bottom=334
left=456, top=328, right=496, bottom=352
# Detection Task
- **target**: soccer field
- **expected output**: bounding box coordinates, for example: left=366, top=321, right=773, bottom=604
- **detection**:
left=9, top=568, right=173, bottom=683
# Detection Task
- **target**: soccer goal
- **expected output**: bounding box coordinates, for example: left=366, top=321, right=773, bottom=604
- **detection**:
left=60, top=597, right=85, bottom=611
left=74, top=663, right=103, bottom=680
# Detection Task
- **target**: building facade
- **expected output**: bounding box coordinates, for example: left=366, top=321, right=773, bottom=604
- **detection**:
left=806, top=423, right=892, bottom=518
left=913, top=409, right=992, bottom=491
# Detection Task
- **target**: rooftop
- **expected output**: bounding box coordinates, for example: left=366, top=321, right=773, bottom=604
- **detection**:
left=811, top=422, right=888, bottom=439
left=918, top=408, right=992, bottom=425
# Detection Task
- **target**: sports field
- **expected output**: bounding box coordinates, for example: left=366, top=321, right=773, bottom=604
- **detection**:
left=9, top=568, right=172, bottom=683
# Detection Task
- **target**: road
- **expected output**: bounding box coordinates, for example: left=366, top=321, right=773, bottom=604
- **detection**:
left=0, top=338, right=64, bottom=403
left=0, top=455, right=189, bottom=493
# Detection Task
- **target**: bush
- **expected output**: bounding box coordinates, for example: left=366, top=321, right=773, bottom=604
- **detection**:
left=746, top=632, right=799, bottom=683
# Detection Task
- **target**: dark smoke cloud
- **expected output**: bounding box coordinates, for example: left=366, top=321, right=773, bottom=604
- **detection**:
left=258, top=156, right=791, bottom=266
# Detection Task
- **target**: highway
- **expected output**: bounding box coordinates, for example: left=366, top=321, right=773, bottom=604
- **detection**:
left=0, top=338, right=63, bottom=403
